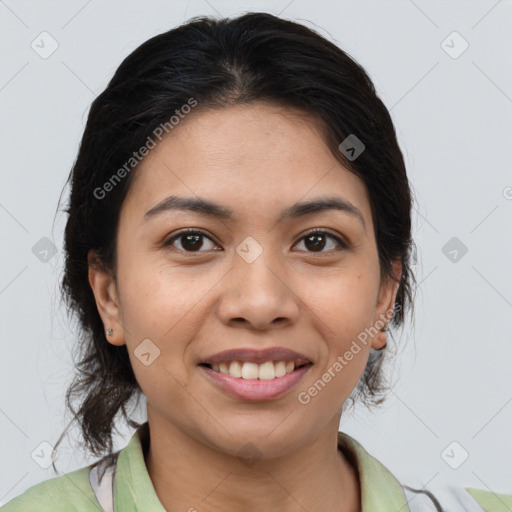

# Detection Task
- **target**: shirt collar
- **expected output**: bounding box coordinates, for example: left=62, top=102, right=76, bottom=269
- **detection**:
left=112, top=424, right=410, bottom=511
left=113, top=423, right=165, bottom=512
left=338, top=431, right=410, bottom=510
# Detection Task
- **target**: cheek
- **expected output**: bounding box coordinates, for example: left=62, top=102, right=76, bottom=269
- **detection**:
left=117, top=260, right=203, bottom=339
left=306, top=266, right=378, bottom=334
left=303, top=269, right=377, bottom=384
left=116, top=265, right=211, bottom=397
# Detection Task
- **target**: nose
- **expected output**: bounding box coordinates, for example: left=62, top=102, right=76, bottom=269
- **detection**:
left=216, top=251, right=301, bottom=331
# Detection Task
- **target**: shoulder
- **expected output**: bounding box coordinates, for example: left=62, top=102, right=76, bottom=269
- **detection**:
left=337, top=432, right=512, bottom=511
left=465, top=487, right=512, bottom=511
left=0, top=464, right=100, bottom=512
left=403, top=481, right=512, bottom=511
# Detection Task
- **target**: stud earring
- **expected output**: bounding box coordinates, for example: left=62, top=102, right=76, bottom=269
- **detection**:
left=106, top=329, right=113, bottom=337
left=381, top=324, right=389, bottom=332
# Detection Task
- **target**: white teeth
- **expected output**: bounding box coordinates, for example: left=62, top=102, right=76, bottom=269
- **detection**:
left=274, top=361, right=287, bottom=377
left=209, top=360, right=301, bottom=379
left=258, top=361, right=275, bottom=380
left=229, top=360, right=242, bottom=378
left=241, top=362, right=259, bottom=379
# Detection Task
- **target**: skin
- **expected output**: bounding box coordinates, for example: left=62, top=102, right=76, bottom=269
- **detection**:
left=88, top=102, right=401, bottom=512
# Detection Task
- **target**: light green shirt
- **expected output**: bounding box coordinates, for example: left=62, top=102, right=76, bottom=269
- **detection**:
left=2, top=425, right=510, bottom=511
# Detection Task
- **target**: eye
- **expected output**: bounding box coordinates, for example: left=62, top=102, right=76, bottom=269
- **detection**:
left=293, top=229, right=347, bottom=253
left=164, top=228, right=347, bottom=254
left=164, top=229, right=220, bottom=253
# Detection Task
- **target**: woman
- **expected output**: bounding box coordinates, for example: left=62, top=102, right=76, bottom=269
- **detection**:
left=2, top=12, right=508, bottom=512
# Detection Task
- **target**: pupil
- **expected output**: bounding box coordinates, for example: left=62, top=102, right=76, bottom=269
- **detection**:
left=180, top=233, right=327, bottom=252
left=306, top=234, right=325, bottom=251
left=183, top=234, right=202, bottom=251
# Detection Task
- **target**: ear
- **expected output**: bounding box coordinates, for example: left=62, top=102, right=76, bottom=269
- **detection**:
left=370, top=258, right=402, bottom=350
left=87, top=249, right=125, bottom=347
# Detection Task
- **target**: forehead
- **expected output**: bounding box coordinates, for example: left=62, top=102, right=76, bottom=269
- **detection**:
left=120, top=103, right=372, bottom=226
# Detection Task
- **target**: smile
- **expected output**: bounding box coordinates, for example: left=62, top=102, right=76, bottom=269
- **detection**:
left=201, top=360, right=309, bottom=380
left=198, top=346, right=313, bottom=401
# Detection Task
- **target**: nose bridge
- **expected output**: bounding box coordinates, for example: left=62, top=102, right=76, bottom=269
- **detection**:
left=217, top=237, right=300, bottom=328
left=238, top=251, right=282, bottom=295
left=235, top=238, right=287, bottom=301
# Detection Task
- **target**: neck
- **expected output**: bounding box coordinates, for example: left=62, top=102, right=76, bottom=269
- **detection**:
left=144, top=413, right=360, bottom=512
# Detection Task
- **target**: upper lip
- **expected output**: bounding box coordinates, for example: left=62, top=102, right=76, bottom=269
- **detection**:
left=201, top=347, right=312, bottom=366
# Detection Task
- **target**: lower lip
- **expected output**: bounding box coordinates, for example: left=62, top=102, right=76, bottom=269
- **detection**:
left=199, top=364, right=312, bottom=402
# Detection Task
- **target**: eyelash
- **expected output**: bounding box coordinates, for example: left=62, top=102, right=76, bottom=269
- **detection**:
left=163, top=228, right=348, bottom=254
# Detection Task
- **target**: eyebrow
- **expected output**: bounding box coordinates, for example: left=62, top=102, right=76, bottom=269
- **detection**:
left=143, top=195, right=366, bottom=231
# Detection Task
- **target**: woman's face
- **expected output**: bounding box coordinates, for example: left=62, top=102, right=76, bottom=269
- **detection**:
left=89, top=102, right=400, bottom=458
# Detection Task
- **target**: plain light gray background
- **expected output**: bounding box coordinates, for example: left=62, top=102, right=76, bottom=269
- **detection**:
left=1, top=0, right=511, bottom=505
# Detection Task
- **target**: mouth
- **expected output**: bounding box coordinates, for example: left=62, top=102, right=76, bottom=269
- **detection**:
left=198, top=347, right=313, bottom=402
left=199, top=360, right=312, bottom=380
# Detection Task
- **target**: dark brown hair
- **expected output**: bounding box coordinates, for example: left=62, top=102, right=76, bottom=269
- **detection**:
left=58, top=12, right=417, bottom=457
